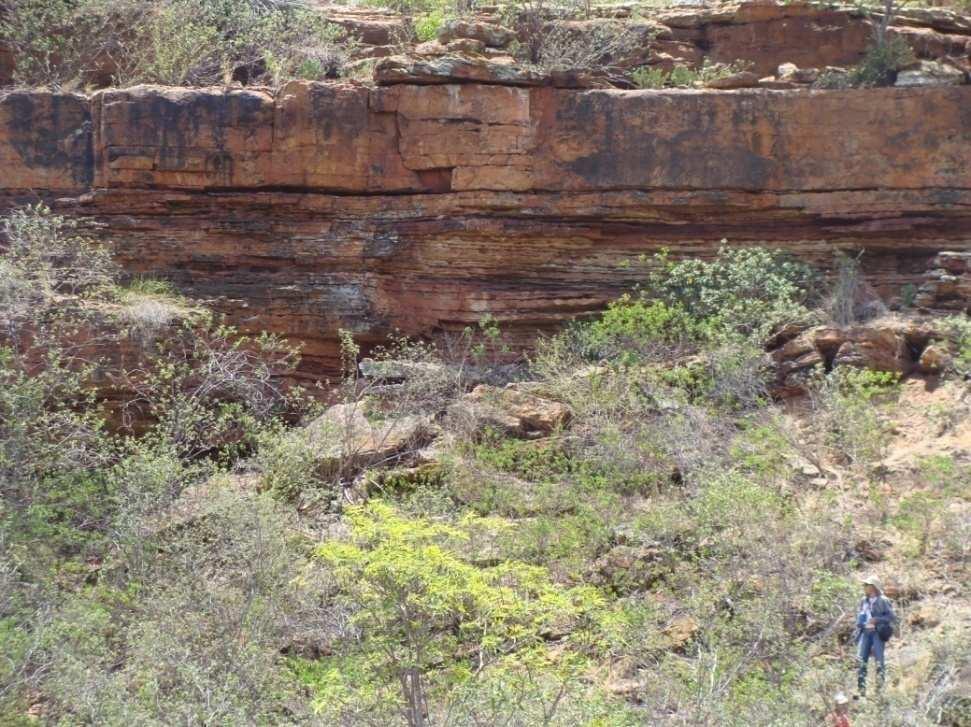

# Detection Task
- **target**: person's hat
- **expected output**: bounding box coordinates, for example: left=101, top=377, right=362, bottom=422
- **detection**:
left=862, top=575, right=882, bottom=593
left=834, top=692, right=850, bottom=705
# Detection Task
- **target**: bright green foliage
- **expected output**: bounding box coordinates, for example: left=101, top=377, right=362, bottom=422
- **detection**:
left=576, top=297, right=702, bottom=364
left=414, top=9, right=448, bottom=41
left=471, top=432, right=574, bottom=480
left=314, top=502, right=604, bottom=725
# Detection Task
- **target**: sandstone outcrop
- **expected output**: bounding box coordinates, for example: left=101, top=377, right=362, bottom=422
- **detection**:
left=916, top=252, right=971, bottom=313
left=305, top=402, right=435, bottom=477
left=451, top=385, right=572, bottom=437
left=769, top=316, right=962, bottom=394
left=2, top=75, right=970, bottom=377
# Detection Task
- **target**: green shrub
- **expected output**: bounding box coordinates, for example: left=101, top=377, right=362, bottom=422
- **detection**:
left=851, top=35, right=915, bottom=87
left=815, top=35, right=916, bottom=89
left=38, top=491, right=307, bottom=725
left=648, top=244, right=817, bottom=340
left=575, top=297, right=702, bottom=364
left=531, top=20, right=641, bottom=72
left=633, top=59, right=751, bottom=89
left=1, top=203, right=113, bottom=314
left=414, top=9, right=447, bottom=41
left=255, top=421, right=335, bottom=505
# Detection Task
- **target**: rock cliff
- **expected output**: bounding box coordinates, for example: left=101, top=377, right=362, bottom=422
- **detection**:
left=2, top=78, right=970, bottom=375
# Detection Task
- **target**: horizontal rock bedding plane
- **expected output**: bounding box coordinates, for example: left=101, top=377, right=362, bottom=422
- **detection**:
left=2, top=81, right=970, bottom=376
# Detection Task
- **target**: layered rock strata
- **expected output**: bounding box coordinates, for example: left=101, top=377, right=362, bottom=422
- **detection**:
left=2, top=81, right=970, bottom=376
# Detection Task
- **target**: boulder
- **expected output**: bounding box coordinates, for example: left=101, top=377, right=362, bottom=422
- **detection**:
left=895, top=60, right=967, bottom=87
left=916, top=251, right=971, bottom=312
left=776, top=62, right=818, bottom=83
left=907, top=603, right=942, bottom=629
left=917, top=343, right=953, bottom=374
left=437, top=19, right=516, bottom=48
left=758, top=75, right=800, bottom=89
left=414, top=40, right=449, bottom=56
left=662, top=615, right=699, bottom=652
left=305, top=402, right=435, bottom=477
left=705, top=70, right=761, bottom=88
left=374, top=54, right=546, bottom=85
left=319, top=8, right=410, bottom=46
left=445, top=38, right=487, bottom=55
left=452, top=384, right=571, bottom=436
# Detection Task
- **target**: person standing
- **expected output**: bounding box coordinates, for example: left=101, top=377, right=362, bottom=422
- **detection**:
left=826, top=692, right=852, bottom=727
left=855, top=575, right=897, bottom=696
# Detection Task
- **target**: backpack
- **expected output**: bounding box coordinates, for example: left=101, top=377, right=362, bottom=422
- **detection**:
left=876, top=621, right=894, bottom=642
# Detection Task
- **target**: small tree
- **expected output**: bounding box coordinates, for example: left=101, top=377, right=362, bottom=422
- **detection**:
left=316, top=502, right=602, bottom=727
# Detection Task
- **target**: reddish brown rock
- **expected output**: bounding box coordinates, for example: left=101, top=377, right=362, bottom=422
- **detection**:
left=0, top=90, right=92, bottom=192
left=2, top=82, right=971, bottom=377
left=831, top=326, right=912, bottom=374
left=660, top=1, right=971, bottom=76
left=917, top=343, right=952, bottom=374
left=916, top=252, right=971, bottom=312
left=0, top=44, right=13, bottom=87
left=706, top=70, right=761, bottom=88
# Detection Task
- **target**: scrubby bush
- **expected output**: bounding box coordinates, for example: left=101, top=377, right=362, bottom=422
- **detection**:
left=531, top=20, right=641, bottom=72
left=945, top=315, right=971, bottom=373
left=826, top=250, right=885, bottom=326
left=807, top=366, right=899, bottom=468
left=0, top=204, right=114, bottom=331
left=0, top=203, right=316, bottom=718
left=570, top=297, right=702, bottom=365
left=632, top=59, right=751, bottom=89
left=255, top=422, right=331, bottom=504
left=38, top=490, right=309, bottom=725
left=1, top=0, right=354, bottom=88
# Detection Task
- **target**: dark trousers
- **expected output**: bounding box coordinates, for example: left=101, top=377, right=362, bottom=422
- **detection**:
left=857, top=629, right=885, bottom=692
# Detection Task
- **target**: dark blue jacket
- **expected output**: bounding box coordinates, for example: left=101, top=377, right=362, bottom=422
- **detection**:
left=854, top=595, right=896, bottom=641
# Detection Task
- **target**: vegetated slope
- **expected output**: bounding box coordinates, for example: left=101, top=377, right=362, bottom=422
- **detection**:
left=1, top=209, right=968, bottom=726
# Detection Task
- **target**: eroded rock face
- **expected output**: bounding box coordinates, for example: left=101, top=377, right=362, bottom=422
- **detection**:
left=917, top=252, right=971, bottom=313
left=769, top=317, right=960, bottom=394
left=2, top=82, right=970, bottom=377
